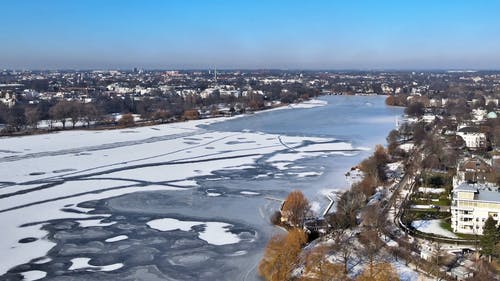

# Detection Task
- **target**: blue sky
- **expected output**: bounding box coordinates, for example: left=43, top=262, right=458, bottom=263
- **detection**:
left=1, top=0, right=499, bottom=70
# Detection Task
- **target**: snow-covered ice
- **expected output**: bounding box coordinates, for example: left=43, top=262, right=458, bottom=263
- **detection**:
left=262, top=99, right=328, bottom=112
left=200, top=222, right=241, bottom=246
left=19, top=270, right=47, bottom=281
left=146, top=218, right=200, bottom=232
left=289, top=171, right=323, bottom=178
left=240, top=191, right=260, bottom=195
left=288, top=99, right=328, bottom=109
left=76, top=218, right=116, bottom=228
left=68, top=257, right=123, bottom=272
left=310, top=201, right=321, bottom=214
left=105, top=235, right=128, bottom=243
left=32, top=257, right=52, bottom=264
left=146, top=218, right=240, bottom=245
left=206, top=191, right=222, bottom=197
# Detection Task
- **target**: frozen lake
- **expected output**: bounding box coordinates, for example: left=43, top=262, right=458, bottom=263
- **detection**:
left=0, top=95, right=403, bottom=280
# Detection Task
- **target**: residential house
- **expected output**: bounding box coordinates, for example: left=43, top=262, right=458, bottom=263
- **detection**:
left=453, top=157, right=493, bottom=186
left=456, top=127, right=486, bottom=149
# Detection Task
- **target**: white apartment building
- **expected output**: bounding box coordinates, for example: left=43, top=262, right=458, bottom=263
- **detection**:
left=456, top=127, right=486, bottom=149
left=451, top=183, right=500, bottom=235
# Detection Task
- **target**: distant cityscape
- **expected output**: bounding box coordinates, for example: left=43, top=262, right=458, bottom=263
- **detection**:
left=1, top=69, right=499, bottom=133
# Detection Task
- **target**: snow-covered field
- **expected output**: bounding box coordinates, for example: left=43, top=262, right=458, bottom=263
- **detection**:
left=418, top=187, right=446, bottom=194
left=0, top=98, right=366, bottom=277
left=410, top=204, right=434, bottom=209
left=411, top=219, right=458, bottom=238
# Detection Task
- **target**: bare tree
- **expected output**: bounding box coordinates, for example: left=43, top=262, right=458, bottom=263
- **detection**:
left=24, top=107, right=41, bottom=130
left=259, top=229, right=308, bottom=281
left=332, top=189, right=365, bottom=229
left=302, top=245, right=348, bottom=281
left=466, top=258, right=498, bottom=281
left=153, top=109, right=172, bottom=123
left=49, top=100, right=72, bottom=129
left=118, top=113, right=135, bottom=127
left=6, top=105, right=26, bottom=132
left=356, top=262, right=400, bottom=281
left=81, top=103, right=101, bottom=127
left=183, top=109, right=200, bottom=120
left=333, top=231, right=354, bottom=274
left=358, top=229, right=384, bottom=278
left=69, top=101, right=83, bottom=129
left=405, top=102, right=425, bottom=118
left=281, top=190, right=311, bottom=227
left=361, top=203, right=389, bottom=236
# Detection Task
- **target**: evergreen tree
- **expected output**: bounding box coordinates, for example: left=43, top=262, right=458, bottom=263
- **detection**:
left=480, top=216, right=499, bottom=262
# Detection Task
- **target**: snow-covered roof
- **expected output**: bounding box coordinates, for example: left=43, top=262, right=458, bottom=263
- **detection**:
left=454, top=183, right=500, bottom=203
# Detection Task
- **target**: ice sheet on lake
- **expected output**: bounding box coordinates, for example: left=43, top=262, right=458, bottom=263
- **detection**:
left=0, top=112, right=352, bottom=275
left=0, top=184, right=183, bottom=275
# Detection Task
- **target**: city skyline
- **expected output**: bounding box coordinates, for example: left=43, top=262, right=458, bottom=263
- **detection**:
left=2, top=0, right=500, bottom=70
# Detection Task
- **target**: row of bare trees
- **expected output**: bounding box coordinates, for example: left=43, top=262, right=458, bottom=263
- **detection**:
left=0, top=100, right=101, bottom=132
left=48, top=100, right=101, bottom=129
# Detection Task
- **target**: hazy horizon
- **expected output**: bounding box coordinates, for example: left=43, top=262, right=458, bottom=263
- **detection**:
left=2, top=0, right=500, bottom=70
left=3, top=68, right=500, bottom=72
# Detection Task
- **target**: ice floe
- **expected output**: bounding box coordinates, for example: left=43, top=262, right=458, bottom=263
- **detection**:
left=146, top=218, right=240, bottom=246
left=105, top=235, right=128, bottom=243
left=240, top=191, right=260, bottom=195
left=68, top=257, right=123, bottom=272
left=19, top=270, right=47, bottom=281
left=289, top=171, right=323, bottom=178
left=76, top=218, right=116, bottom=228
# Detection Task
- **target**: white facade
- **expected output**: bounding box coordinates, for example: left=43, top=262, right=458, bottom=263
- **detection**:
left=422, top=114, right=436, bottom=123
left=451, top=183, right=500, bottom=235
left=485, top=97, right=499, bottom=106
left=456, top=131, right=486, bottom=149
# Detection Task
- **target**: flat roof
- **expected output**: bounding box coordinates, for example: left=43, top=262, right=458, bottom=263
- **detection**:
left=454, top=183, right=500, bottom=203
